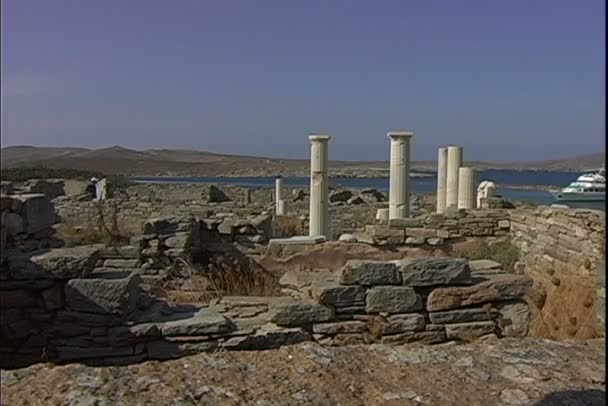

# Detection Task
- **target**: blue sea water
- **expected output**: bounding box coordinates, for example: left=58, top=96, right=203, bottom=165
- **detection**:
left=132, top=170, right=605, bottom=209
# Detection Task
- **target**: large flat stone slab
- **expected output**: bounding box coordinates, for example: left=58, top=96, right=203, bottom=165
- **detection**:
left=427, top=275, right=532, bottom=311
left=222, top=324, right=311, bottom=350
left=65, top=272, right=142, bottom=315
left=269, top=300, right=334, bottom=326
left=382, top=314, right=426, bottom=335
left=400, top=257, right=471, bottom=287
left=310, top=280, right=366, bottom=307
left=445, top=321, right=496, bottom=340
left=366, top=287, right=423, bottom=314
left=339, top=260, right=402, bottom=286
left=429, top=307, right=497, bottom=324
left=160, top=309, right=235, bottom=336
left=8, top=246, right=100, bottom=279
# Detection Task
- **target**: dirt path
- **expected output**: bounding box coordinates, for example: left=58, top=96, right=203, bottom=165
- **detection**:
left=1, top=338, right=604, bottom=405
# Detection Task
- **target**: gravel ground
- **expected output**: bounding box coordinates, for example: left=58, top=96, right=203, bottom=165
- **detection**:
left=1, top=337, right=605, bottom=406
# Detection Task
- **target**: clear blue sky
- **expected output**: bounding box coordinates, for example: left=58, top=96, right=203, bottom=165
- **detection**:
left=1, top=0, right=604, bottom=161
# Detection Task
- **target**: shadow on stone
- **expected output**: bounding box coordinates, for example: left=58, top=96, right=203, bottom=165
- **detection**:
left=533, top=389, right=605, bottom=405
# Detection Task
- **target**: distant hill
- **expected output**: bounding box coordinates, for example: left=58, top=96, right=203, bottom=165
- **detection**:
left=1, top=145, right=604, bottom=177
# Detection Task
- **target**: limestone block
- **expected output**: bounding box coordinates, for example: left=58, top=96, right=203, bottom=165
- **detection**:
left=429, top=307, right=496, bottom=324
left=426, top=238, right=444, bottom=246
left=329, top=189, right=354, bottom=203
left=388, top=218, right=421, bottom=229
left=497, top=219, right=510, bottom=229
left=381, top=313, right=425, bottom=334
left=405, top=237, right=425, bottom=245
left=405, top=228, right=436, bottom=238
left=159, top=309, right=235, bottom=336
left=312, top=320, right=367, bottom=334
left=222, top=324, right=311, bottom=350
left=2, top=212, right=24, bottom=236
left=400, top=257, right=471, bottom=287
left=207, top=185, right=231, bottom=203
left=269, top=300, right=334, bottom=326
left=310, top=281, right=366, bottom=308
left=495, top=300, right=530, bottom=337
left=13, top=193, right=55, bottom=234
left=339, top=260, right=402, bottom=286
left=65, top=272, right=142, bottom=315
left=103, top=258, right=140, bottom=268
left=8, top=246, right=100, bottom=279
left=338, top=233, right=357, bottom=243
left=445, top=321, right=496, bottom=340
left=366, top=286, right=422, bottom=313
left=380, top=330, right=446, bottom=345
left=427, top=275, right=533, bottom=311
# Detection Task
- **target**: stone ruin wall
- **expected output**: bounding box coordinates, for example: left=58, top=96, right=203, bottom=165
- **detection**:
left=510, top=207, right=606, bottom=337
left=1, top=185, right=605, bottom=369
left=0, top=245, right=531, bottom=369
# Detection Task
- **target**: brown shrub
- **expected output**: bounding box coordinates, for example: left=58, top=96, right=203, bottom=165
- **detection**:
left=276, top=215, right=304, bottom=237
left=450, top=239, right=520, bottom=273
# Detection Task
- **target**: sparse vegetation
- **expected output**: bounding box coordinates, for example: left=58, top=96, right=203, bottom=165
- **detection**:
left=276, top=215, right=304, bottom=237
left=450, top=239, right=520, bottom=273
left=162, top=257, right=282, bottom=303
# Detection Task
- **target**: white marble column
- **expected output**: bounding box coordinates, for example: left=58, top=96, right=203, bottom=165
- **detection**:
left=387, top=131, right=414, bottom=219
left=445, top=145, right=463, bottom=209
left=436, top=147, right=448, bottom=213
left=309, top=134, right=331, bottom=238
left=275, top=176, right=284, bottom=215
left=277, top=200, right=287, bottom=216
left=457, top=167, right=477, bottom=209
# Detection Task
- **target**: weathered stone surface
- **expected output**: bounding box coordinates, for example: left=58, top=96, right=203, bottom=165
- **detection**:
left=143, top=216, right=194, bottom=235
left=388, top=218, right=422, bottom=229
left=312, top=320, right=367, bottom=335
left=65, top=272, right=142, bottom=315
left=445, top=321, right=496, bottom=340
left=222, top=324, right=311, bottom=350
left=347, top=196, right=364, bottom=205
left=429, top=307, right=496, bottom=324
left=382, top=314, right=425, bottom=334
left=146, top=340, right=218, bottom=360
left=366, top=287, right=422, bottom=314
left=365, top=226, right=404, bottom=245
left=381, top=330, right=446, bottom=345
left=9, top=246, right=100, bottom=279
left=13, top=194, right=55, bottom=233
left=98, top=246, right=140, bottom=259
left=400, top=257, right=471, bottom=287
left=405, top=237, right=425, bottom=245
left=496, top=300, right=530, bottom=337
left=163, top=233, right=192, bottom=248
left=207, top=185, right=231, bottom=203
left=405, top=228, right=436, bottom=238
left=103, top=258, right=140, bottom=268
left=310, top=281, right=366, bottom=307
left=56, top=345, right=139, bottom=361
left=339, top=260, right=402, bottom=286
left=2, top=213, right=24, bottom=236
left=160, top=309, right=234, bottom=336
left=338, top=233, right=357, bottom=243
left=315, top=333, right=364, bottom=346
left=329, top=189, right=353, bottom=203
left=269, top=300, right=334, bottom=326
left=250, top=214, right=272, bottom=236
left=469, top=259, right=504, bottom=273
left=427, top=275, right=533, bottom=311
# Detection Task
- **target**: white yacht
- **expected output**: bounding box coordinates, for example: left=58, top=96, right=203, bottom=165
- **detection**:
left=551, top=169, right=605, bottom=205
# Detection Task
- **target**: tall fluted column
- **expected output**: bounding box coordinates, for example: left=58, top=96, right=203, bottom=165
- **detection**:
left=457, top=167, right=477, bottom=209
left=309, top=134, right=331, bottom=238
left=387, top=131, right=414, bottom=219
left=445, top=145, right=463, bottom=209
left=275, top=176, right=284, bottom=215
left=436, top=147, right=448, bottom=213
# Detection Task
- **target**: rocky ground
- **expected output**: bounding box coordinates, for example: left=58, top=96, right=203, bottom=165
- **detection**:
left=1, top=337, right=604, bottom=406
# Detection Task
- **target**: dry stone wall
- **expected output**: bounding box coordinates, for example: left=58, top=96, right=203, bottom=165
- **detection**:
left=510, top=207, right=606, bottom=338
left=1, top=193, right=62, bottom=254
left=0, top=250, right=531, bottom=369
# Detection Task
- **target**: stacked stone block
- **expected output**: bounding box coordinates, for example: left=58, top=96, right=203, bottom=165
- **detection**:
left=280, top=258, right=532, bottom=346
left=1, top=193, right=61, bottom=254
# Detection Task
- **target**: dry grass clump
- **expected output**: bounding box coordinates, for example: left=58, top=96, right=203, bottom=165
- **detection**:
left=163, top=257, right=282, bottom=304
left=450, top=239, right=520, bottom=273
left=276, top=215, right=304, bottom=237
